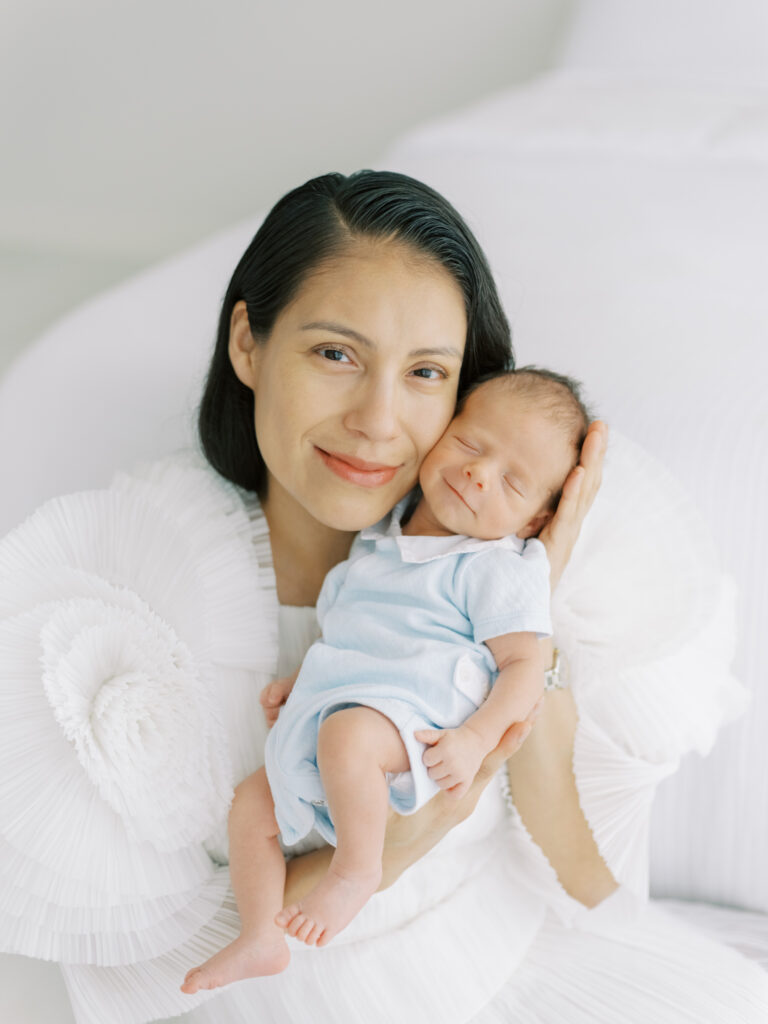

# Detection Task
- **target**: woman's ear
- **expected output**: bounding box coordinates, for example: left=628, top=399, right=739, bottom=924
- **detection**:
left=228, top=300, right=261, bottom=392
left=517, top=508, right=554, bottom=540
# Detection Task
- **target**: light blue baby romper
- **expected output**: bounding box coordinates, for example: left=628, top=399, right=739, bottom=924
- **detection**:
left=264, top=498, right=552, bottom=847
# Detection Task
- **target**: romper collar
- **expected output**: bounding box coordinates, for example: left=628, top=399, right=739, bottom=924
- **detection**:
left=359, top=497, right=526, bottom=564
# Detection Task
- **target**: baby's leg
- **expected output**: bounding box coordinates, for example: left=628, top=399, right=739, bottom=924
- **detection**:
left=276, top=705, right=409, bottom=947
left=181, top=767, right=289, bottom=994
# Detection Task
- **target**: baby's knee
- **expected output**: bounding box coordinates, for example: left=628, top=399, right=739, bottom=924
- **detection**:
left=318, top=706, right=405, bottom=772
left=319, top=707, right=361, bottom=749
left=231, top=767, right=279, bottom=835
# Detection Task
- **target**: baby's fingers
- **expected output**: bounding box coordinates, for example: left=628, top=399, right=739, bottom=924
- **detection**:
left=414, top=728, right=441, bottom=746
left=427, top=764, right=451, bottom=784
left=421, top=746, right=446, bottom=769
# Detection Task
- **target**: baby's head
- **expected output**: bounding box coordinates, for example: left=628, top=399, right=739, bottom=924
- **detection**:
left=417, top=368, right=591, bottom=541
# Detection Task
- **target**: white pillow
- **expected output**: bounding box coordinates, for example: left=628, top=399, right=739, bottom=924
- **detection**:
left=556, top=0, right=768, bottom=88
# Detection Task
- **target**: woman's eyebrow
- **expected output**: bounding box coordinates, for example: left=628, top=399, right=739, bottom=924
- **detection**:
left=300, top=321, right=462, bottom=360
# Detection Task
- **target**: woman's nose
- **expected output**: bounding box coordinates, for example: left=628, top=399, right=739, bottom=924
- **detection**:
left=342, top=378, right=400, bottom=442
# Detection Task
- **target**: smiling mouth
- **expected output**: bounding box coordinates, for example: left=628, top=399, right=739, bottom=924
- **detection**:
left=445, top=478, right=474, bottom=513
left=315, top=447, right=401, bottom=488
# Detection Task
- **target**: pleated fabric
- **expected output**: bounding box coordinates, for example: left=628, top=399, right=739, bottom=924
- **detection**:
left=474, top=901, right=768, bottom=1024
left=1, top=434, right=762, bottom=1023
left=0, top=450, right=277, bottom=969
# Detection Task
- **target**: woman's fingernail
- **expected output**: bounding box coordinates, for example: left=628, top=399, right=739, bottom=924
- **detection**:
left=520, top=724, right=532, bottom=742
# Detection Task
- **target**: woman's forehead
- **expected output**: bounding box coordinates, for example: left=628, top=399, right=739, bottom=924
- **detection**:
left=280, top=246, right=468, bottom=349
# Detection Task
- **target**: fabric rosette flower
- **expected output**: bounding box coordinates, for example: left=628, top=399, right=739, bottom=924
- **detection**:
left=0, top=452, right=277, bottom=965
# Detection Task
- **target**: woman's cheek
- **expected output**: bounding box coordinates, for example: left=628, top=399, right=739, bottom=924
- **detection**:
left=411, top=392, right=458, bottom=463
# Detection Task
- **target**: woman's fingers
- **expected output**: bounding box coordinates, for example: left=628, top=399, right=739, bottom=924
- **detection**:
left=576, top=420, right=608, bottom=512
left=260, top=677, right=293, bottom=707
left=539, top=419, right=608, bottom=588
left=446, top=782, right=468, bottom=799
left=259, top=682, right=281, bottom=707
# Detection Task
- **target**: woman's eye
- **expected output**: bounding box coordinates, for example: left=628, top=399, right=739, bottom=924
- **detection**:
left=410, top=366, right=446, bottom=380
left=316, top=347, right=352, bottom=364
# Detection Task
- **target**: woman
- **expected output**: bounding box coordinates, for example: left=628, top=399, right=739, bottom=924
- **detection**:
left=1, top=170, right=765, bottom=1023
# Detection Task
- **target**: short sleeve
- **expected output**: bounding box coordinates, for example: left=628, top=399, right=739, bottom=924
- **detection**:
left=461, top=539, right=552, bottom=644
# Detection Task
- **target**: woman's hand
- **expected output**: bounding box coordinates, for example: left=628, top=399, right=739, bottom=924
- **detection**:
left=539, top=420, right=608, bottom=592
left=379, top=698, right=543, bottom=887
left=259, top=674, right=297, bottom=728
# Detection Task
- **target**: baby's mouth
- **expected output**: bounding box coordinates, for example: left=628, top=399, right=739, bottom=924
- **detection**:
left=444, top=477, right=475, bottom=513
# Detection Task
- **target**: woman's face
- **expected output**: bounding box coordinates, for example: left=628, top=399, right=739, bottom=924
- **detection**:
left=230, top=239, right=468, bottom=532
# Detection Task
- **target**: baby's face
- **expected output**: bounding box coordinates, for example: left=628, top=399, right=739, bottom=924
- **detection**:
left=417, top=380, right=575, bottom=540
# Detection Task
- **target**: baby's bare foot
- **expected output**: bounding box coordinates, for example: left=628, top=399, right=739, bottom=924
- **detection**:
left=275, top=863, right=381, bottom=947
left=180, top=933, right=290, bottom=994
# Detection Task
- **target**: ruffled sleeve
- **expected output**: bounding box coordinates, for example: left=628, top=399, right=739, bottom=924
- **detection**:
left=0, top=449, right=278, bottom=966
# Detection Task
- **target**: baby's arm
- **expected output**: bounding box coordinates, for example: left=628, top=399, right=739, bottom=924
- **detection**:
left=414, top=631, right=543, bottom=798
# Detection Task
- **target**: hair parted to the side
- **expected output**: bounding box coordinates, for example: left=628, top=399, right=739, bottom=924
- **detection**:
left=459, top=365, right=594, bottom=510
left=197, top=170, right=513, bottom=494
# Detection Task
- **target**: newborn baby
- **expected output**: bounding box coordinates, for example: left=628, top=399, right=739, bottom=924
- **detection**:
left=182, top=366, right=590, bottom=994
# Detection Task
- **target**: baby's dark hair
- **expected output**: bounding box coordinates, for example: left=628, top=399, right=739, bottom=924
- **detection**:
left=459, top=365, right=593, bottom=511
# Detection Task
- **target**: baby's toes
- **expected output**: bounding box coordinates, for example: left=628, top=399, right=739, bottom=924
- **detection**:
left=180, top=968, right=202, bottom=993
left=275, top=903, right=298, bottom=928
left=287, top=912, right=310, bottom=938
left=295, top=916, right=316, bottom=943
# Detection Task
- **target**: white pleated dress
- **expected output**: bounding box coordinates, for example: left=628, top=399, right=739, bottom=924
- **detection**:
left=0, top=432, right=766, bottom=1023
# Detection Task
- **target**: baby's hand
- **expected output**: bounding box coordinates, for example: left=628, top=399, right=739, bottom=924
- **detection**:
left=260, top=675, right=296, bottom=728
left=413, top=725, right=488, bottom=799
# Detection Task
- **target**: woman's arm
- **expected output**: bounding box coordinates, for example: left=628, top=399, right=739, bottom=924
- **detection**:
left=505, top=686, right=618, bottom=908
left=509, top=419, right=617, bottom=908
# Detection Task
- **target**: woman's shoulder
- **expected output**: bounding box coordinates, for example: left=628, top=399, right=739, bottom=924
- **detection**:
left=0, top=445, right=278, bottom=662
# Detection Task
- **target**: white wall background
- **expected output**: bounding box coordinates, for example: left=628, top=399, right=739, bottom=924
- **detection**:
left=0, top=0, right=572, bottom=380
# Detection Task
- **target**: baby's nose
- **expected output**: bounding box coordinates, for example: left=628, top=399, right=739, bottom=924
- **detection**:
left=464, top=466, right=486, bottom=489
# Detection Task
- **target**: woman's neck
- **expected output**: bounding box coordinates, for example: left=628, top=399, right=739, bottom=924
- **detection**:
left=262, top=484, right=356, bottom=607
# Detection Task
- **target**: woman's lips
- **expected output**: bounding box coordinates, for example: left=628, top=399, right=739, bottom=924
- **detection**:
left=315, top=447, right=401, bottom=488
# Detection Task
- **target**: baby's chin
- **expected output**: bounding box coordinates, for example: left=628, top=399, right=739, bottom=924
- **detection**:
left=463, top=518, right=529, bottom=541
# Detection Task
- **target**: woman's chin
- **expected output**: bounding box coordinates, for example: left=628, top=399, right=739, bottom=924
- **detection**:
left=312, top=484, right=413, bottom=533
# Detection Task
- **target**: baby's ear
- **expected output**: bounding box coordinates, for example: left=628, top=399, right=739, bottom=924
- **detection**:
left=517, top=508, right=553, bottom=540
